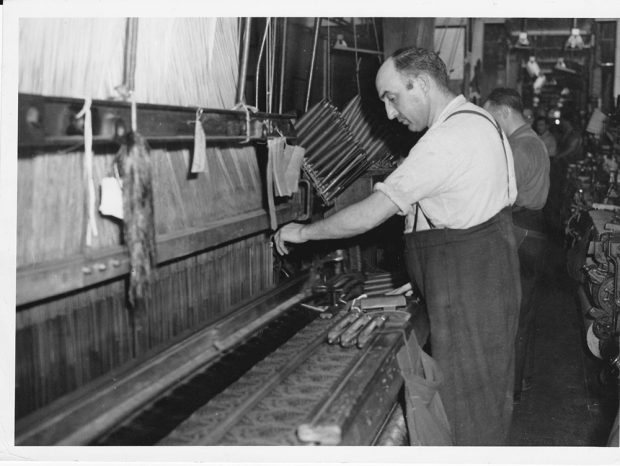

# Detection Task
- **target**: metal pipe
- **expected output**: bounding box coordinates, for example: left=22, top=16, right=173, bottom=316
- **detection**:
left=325, top=160, right=373, bottom=201
left=299, top=109, right=337, bottom=144
left=296, top=103, right=332, bottom=135
left=295, top=100, right=331, bottom=133
left=303, top=127, right=341, bottom=156
left=236, top=17, right=252, bottom=104
left=306, top=133, right=351, bottom=167
left=323, top=150, right=368, bottom=189
left=311, top=140, right=357, bottom=177
left=338, top=159, right=374, bottom=189
left=305, top=17, right=322, bottom=112
left=321, top=148, right=366, bottom=186
left=326, top=20, right=332, bottom=100
left=278, top=18, right=288, bottom=114
left=313, top=138, right=358, bottom=173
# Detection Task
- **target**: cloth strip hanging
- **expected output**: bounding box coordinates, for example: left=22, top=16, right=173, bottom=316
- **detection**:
left=191, top=108, right=208, bottom=174
left=266, top=138, right=280, bottom=230
left=270, top=137, right=305, bottom=197
left=76, top=97, right=98, bottom=247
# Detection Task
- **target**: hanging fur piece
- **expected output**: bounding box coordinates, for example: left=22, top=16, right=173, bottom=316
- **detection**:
left=116, top=131, right=157, bottom=310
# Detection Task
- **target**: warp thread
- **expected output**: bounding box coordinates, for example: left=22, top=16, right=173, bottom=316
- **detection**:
left=116, top=131, right=157, bottom=310
left=76, top=97, right=99, bottom=247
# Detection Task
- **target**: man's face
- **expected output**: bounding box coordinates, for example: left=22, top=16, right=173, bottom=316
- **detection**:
left=535, top=119, right=547, bottom=135
left=375, top=58, right=429, bottom=132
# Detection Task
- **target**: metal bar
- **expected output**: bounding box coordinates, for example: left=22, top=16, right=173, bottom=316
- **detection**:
left=16, top=204, right=300, bottom=306
left=236, top=17, right=252, bottom=105
left=313, top=140, right=359, bottom=175
left=321, top=148, right=366, bottom=186
left=305, top=17, right=322, bottom=112
left=297, top=111, right=338, bottom=145
left=330, top=157, right=373, bottom=191
left=278, top=18, right=288, bottom=114
left=332, top=44, right=384, bottom=56
left=302, top=117, right=352, bottom=156
left=295, top=101, right=327, bottom=135
left=305, top=134, right=351, bottom=171
left=296, top=103, right=333, bottom=136
left=17, top=93, right=296, bottom=153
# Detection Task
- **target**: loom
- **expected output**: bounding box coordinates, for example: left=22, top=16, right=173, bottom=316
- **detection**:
left=297, top=97, right=398, bottom=205
left=14, top=17, right=427, bottom=446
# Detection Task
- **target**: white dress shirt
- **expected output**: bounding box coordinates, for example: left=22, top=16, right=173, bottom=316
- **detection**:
left=374, top=95, right=517, bottom=232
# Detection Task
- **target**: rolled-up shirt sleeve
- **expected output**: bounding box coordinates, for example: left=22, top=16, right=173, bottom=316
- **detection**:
left=373, top=135, right=458, bottom=216
left=374, top=181, right=414, bottom=216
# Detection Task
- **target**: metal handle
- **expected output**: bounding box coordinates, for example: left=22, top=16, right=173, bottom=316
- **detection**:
left=296, top=178, right=313, bottom=221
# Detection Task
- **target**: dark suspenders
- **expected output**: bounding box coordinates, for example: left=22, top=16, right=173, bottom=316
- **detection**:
left=413, top=109, right=511, bottom=231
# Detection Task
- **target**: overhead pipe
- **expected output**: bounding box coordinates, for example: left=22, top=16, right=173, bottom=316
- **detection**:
left=305, top=17, right=322, bottom=112
left=278, top=18, right=288, bottom=114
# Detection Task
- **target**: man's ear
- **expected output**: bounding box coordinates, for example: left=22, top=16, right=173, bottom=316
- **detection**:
left=416, top=74, right=431, bottom=94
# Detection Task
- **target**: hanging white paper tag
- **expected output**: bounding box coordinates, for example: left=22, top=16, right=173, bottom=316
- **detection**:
left=99, top=176, right=124, bottom=220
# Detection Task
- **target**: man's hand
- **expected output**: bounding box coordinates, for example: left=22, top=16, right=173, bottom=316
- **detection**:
left=274, top=222, right=307, bottom=255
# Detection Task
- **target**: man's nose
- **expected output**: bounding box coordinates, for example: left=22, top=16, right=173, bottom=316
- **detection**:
left=384, top=101, right=398, bottom=120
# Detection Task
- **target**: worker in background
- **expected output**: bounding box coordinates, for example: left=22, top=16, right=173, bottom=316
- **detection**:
left=534, top=115, right=558, bottom=158
left=546, top=116, right=583, bottom=236
left=484, top=88, right=550, bottom=402
left=556, top=117, right=583, bottom=163
left=275, top=46, right=521, bottom=446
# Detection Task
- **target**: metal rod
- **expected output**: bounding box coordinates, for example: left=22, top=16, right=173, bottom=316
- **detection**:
left=236, top=17, right=252, bottom=105
left=278, top=18, right=288, bottom=114
left=322, top=32, right=328, bottom=100
left=305, top=17, right=322, bottom=112
left=305, top=132, right=350, bottom=165
left=321, top=148, right=366, bottom=186
left=312, top=139, right=357, bottom=176
left=313, top=138, right=358, bottom=174
left=296, top=102, right=332, bottom=135
left=299, top=109, right=337, bottom=144
left=323, top=150, right=368, bottom=189
left=327, top=20, right=332, bottom=100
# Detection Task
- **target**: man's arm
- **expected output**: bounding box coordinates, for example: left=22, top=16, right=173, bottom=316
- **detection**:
left=274, top=190, right=400, bottom=255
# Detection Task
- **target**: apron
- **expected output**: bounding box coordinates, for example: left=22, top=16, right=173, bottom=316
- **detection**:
left=403, top=110, right=521, bottom=445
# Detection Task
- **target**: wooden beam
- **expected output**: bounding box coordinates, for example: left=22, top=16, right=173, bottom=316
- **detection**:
left=17, top=203, right=300, bottom=306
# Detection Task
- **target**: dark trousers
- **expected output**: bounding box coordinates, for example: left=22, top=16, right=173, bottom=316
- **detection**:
left=512, top=224, right=547, bottom=397
left=404, top=211, right=521, bottom=445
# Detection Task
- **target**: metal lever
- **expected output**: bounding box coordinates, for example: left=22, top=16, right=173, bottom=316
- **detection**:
left=296, top=178, right=313, bottom=221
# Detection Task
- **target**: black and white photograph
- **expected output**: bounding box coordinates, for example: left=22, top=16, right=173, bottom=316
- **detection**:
left=1, top=1, right=620, bottom=464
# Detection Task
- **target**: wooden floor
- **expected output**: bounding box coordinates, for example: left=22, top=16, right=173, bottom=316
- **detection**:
left=508, top=237, right=618, bottom=446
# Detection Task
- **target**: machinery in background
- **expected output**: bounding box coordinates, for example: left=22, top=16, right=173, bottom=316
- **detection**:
left=581, top=218, right=620, bottom=372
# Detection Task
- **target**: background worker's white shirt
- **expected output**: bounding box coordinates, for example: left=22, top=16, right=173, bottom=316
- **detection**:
left=374, top=95, right=517, bottom=232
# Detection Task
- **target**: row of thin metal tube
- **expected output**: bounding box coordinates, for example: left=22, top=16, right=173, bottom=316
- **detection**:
left=296, top=97, right=395, bottom=204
